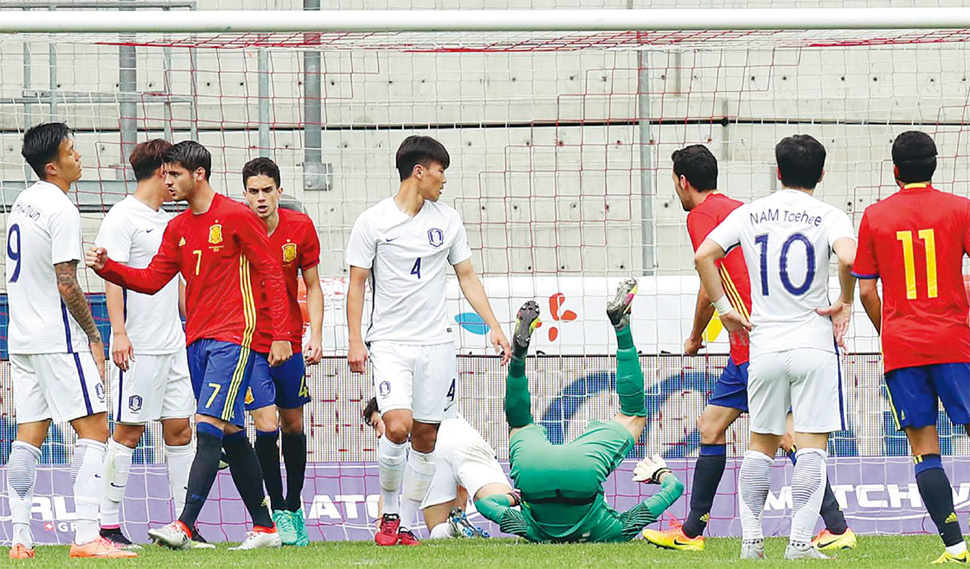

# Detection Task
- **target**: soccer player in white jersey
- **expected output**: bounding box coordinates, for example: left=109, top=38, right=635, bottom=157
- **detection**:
left=5, top=123, right=135, bottom=559
left=346, top=135, right=511, bottom=546
left=94, top=140, right=202, bottom=550
left=362, top=397, right=512, bottom=538
left=694, top=135, right=857, bottom=561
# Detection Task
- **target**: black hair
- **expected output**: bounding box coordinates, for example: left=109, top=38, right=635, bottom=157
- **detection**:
left=775, top=135, right=826, bottom=190
left=242, top=156, right=282, bottom=189
left=395, top=135, right=450, bottom=182
left=671, top=145, right=718, bottom=191
left=22, top=122, right=73, bottom=180
left=892, top=131, right=937, bottom=184
left=163, top=140, right=211, bottom=180
left=362, top=397, right=379, bottom=426
left=130, top=139, right=173, bottom=181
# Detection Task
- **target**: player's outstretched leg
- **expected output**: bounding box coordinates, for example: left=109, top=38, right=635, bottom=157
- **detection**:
left=506, top=300, right=540, bottom=429
left=608, top=278, right=646, bottom=422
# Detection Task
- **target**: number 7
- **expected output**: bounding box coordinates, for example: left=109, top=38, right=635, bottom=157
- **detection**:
left=205, top=382, right=222, bottom=408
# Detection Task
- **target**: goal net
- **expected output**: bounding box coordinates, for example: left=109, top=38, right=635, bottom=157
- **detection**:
left=2, top=7, right=970, bottom=543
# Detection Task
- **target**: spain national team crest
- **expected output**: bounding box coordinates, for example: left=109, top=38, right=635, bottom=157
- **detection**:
left=208, top=224, right=223, bottom=245
left=282, top=242, right=298, bottom=263
left=428, top=228, right=444, bottom=248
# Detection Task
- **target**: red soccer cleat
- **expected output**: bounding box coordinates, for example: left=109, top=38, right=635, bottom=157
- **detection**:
left=375, top=514, right=401, bottom=546
left=397, top=529, right=420, bottom=546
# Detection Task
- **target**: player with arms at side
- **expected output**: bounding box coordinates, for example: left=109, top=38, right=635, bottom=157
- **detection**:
left=853, top=131, right=970, bottom=564
left=95, top=139, right=202, bottom=550
left=87, top=141, right=292, bottom=550
left=362, top=397, right=513, bottom=538
left=644, top=145, right=854, bottom=552
left=347, top=135, right=510, bottom=545
left=5, top=123, right=134, bottom=559
left=476, top=280, right=684, bottom=543
left=241, top=157, right=324, bottom=546
left=695, top=135, right=856, bottom=560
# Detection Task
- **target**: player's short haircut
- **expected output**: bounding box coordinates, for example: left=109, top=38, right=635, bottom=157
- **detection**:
left=395, top=135, right=450, bottom=182
left=892, top=131, right=937, bottom=184
left=775, top=134, right=826, bottom=190
left=671, top=145, right=718, bottom=191
left=164, top=140, right=211, bottom=180
left=362, top=397, right=379, bottom=426
left=242, top=156, right=281, bottom=188
left=130, top=139, right=173, bottom=182
left=22, top=122, right=73, bottom=180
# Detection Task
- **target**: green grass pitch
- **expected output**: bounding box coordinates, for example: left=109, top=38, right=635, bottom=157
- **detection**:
left=6, top=535, right=950, bottom=568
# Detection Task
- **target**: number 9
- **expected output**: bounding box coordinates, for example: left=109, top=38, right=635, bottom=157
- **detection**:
left=7, top=224, right=21, bottom=283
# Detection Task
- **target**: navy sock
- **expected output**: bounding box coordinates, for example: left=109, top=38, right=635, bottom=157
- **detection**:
left=255, top=429, right=285, bottom=512
left=223, top=429, right=274, bottom=528
left=915, top=454, right=963, bottom=547
left=178, top=423, right=224, bottom=528
left=683, top=444, right=726, bottom=539
left=282, top=432, right=307, bottom=512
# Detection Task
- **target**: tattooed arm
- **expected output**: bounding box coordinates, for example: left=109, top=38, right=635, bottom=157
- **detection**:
left=56, top=260, right=105, bottom=379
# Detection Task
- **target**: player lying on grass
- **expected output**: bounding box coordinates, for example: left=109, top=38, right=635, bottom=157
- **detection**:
left=363, top=397, right=513, bottom=538
left=474, top=279, right=685, bottom=543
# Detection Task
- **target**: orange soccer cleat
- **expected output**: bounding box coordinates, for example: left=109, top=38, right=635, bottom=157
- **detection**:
left=68, top=537, right=138, bottom=559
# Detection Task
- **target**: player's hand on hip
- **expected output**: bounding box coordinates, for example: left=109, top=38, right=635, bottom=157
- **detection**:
left=633, top=454, right=672, bottom=484
left=817, top=300, right=852, bottom=350
left=90, top=340, right=106, bottom=381
left=85, top=247, right=107, bottom=271
left=112, top=332, right=134, bottom=372
left=684, top=335, right=704, bottom=356
left=720, top=310, right=752, bottom=347
left=304, top=336, right=323, bottom=366
left=268, top=340, right=293, bottom=367
left=491, top=328, right=511, bottom=365
left=348, top=339, right=368, bottom=373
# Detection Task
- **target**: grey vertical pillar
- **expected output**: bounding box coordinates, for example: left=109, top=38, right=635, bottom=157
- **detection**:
left=637, top=50, right=655, bottom=275
left=302, top=0, right=325, bottom=190
left=119, top=41, right=137, bottom=180
left=258, top=48, right=270, bottom=158
left=48, top=42, right=57, bottom=120
left=22, top=39, right=32, bottom=181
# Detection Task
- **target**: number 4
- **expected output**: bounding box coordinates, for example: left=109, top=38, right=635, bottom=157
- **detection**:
left=410, top=258, right=422, bottom=279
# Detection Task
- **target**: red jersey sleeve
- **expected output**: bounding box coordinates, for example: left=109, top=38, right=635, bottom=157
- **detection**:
left=851, top=211, right=879, bottom=279
left=300, top=217, right=321, bottom=272
left=99, top=222, right=181, bottom=294
left=963, top=201, right=970, bottom=256
left=686, top=210, right=718, bottom=252
left=234, top=208, right=289, bottom=341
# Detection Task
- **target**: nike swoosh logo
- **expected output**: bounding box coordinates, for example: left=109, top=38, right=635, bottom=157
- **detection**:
left=385, top=237, right=398, bottom=242
left=109, top=483, right=124, bottom=488
left=146, top=229, right=154, bottom=233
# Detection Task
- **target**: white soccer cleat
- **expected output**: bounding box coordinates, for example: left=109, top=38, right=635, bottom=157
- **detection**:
left=228, top=529, right=282, bottom=550
left=147, top=522, right=190, bottom=550
left=740, top=539, right=766, bottom=560
left=785, top=543, right=832, bottom=560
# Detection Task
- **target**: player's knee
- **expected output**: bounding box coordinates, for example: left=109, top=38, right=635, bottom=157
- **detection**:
left=161, top=420, right=192, bottom=446
left=697, top=414, right=725, bottom=444
left=383, top=421, right=410, bottom=444
left=410, top=424, right=438, bottom=453
left=113, top=424, right=146, bottom=448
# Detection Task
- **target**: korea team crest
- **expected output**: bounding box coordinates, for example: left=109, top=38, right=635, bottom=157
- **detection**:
left=208, top=224, right=223, bottom=244
left=428, top=228, right=444, bottom=248
left=282, top=242, right=298, bottom=263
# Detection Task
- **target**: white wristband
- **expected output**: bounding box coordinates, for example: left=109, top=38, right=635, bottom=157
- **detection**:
left=712, top=295, right=735, bottom=316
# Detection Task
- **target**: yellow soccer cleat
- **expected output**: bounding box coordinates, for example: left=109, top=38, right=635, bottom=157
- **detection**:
left=932, top=550, right=970, bottom=564
left=641, top=523, right=704, bottom=552
left=811, top=527, right=857, bottom=551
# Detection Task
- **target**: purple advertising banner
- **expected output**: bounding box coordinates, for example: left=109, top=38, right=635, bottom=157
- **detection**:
left=3, top=456, right=969, bottom=544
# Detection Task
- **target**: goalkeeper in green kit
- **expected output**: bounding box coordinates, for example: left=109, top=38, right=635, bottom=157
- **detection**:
left=475, top=278, right=685, bottom=542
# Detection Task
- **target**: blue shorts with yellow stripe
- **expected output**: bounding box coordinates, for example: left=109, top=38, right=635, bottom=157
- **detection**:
left=187, top=339, right=256, bottom=428
left=244, top=352, right=310, bottom=411
left=885, top=363, right=970, bottom=430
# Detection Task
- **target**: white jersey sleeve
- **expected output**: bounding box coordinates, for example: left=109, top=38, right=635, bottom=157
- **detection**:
left=95, top=209, right=132, bottom=263
left=827, top=210, right=855, bottom=248
left=48, top=200, right=83, bottom=265
left=447, top=211, right=472, bottom=266
left=346, top=213, right=376, bottom=270
left=706, top=205, right=746, bottom=254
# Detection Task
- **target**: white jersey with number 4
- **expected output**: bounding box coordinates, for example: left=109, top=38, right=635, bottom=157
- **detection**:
left=707, top=189, right=855, bottom=357
left=5, top=181, right=89, bottom=354
left=346, top=197, right=471, bottom=345
left=95, top=195, right=184, bottom=354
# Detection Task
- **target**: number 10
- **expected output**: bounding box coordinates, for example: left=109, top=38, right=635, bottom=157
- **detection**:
left=896, top=229, right=937, bottom=300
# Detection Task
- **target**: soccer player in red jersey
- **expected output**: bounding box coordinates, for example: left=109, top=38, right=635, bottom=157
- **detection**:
left=241, top=157, right=323, bottom=546
left=643, top=145, right=853, bottom=552
left=87, top=141, right=292, bottom=550
left=853, top=131, right=970, bottom=564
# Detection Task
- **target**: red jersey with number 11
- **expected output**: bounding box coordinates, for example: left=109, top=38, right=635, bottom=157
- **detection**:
left=852, top=183, right=970, bottom=372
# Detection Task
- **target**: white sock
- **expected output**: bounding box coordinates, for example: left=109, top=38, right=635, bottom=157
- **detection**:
left=429, top=522, right=457, bottom=539
left=165, top=443, right=195, bottom=519
left=947, top=542, right=969, bottom=556
left=738, top=449, right=773, bottom=543
left=399, top=448, right=436, bottom=531
left=72, top=439, right=107, bottom=545
left=378, top=437, right=407, bottom=516
left=790, top=447, right=827, bottom=547
left=100, top=439, right=134, bottom=528
left=7, top=441, right=41, bottom=549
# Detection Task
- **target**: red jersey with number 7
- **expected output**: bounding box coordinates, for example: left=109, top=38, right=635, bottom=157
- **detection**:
left=852, top=183, right=970, bottom=372
left=687, top=192, right=753, bottom=365
left=98, top=193, right=289, bottom=352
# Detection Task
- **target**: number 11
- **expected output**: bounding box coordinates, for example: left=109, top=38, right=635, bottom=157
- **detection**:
left=896, top=229, right=937, bottom=300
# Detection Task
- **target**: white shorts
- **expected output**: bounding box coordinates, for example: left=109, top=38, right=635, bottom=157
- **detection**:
left=111, top=351, right=195, bottom=424
left=11, top=352, right=108, bottom=423
left=423, top=441, right=510, bottom=509
left=370, top=341, right=457, bottom=423
left=748, top=348, right=845, bottom=436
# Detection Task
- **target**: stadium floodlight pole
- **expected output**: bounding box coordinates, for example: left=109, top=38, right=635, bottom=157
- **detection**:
left=4, top=8, right=970, bottom=32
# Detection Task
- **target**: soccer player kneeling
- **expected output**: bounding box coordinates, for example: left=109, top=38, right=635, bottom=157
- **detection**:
left=475, top=279, right=685, bottom=543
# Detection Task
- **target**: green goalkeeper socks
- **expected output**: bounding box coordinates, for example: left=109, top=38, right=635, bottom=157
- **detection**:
left=615, top=324, right=634, bottom=351
left=616, top=345, right=646, bottom=417
left=505, top=359, right=533, bottom=428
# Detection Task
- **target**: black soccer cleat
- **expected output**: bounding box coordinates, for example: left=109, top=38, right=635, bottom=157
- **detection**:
left=607, top=278, right=638, bottom=330
left=512, top=301, right=540, bottom=360
left=100, top=527, right=142, bottom=550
